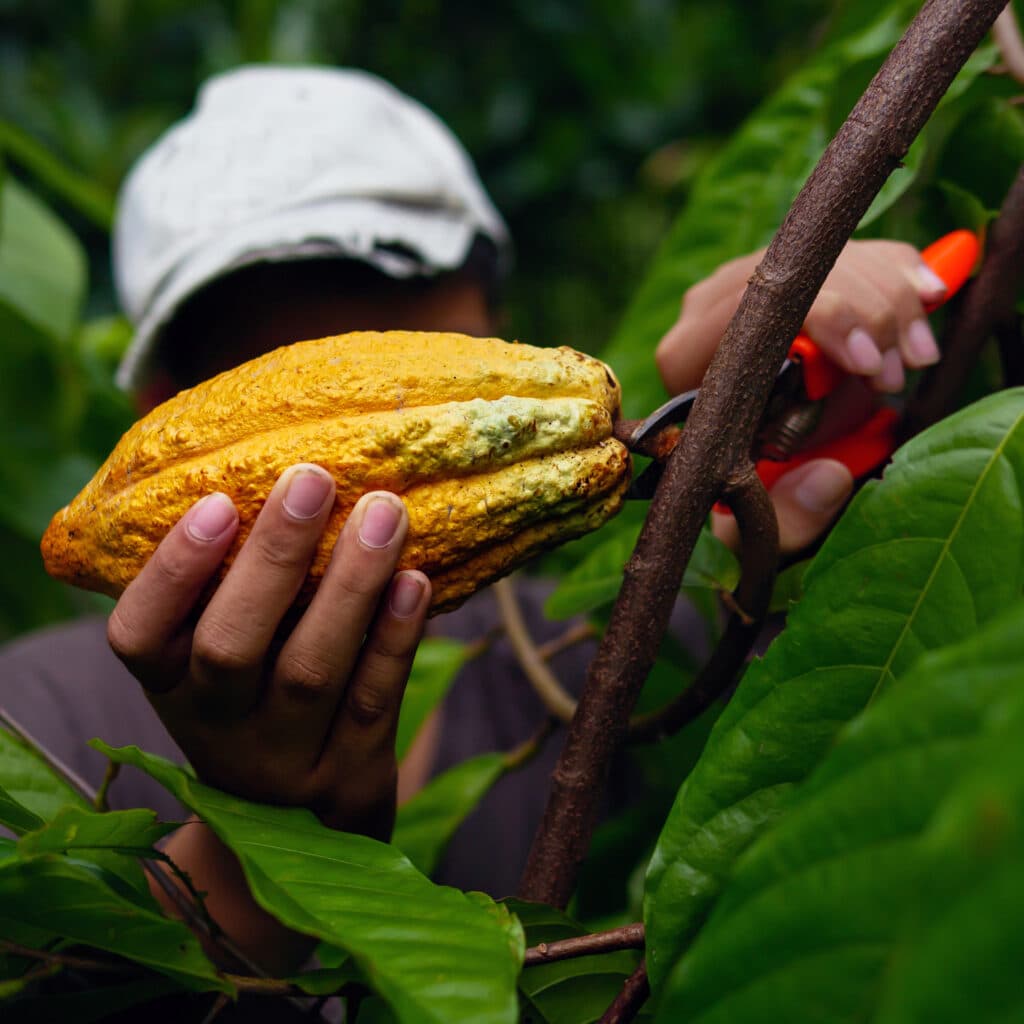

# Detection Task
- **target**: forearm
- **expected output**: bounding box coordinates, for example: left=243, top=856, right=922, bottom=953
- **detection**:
left=151, top=817, right=315, bottom=976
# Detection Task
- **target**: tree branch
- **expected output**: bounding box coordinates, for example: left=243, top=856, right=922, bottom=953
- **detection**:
left=903, top=161, right=1024, bottom=435
left=518, top=0, right=1008, bottom=909
left=993, top=3, right=1024, bottom=83
left=494, top=578, right=578, bottom=723
left=628, top=465, right=777, bottom=743
left=523, top=922, right=645, bottom=967
left=597, top=961, right=650, bottom=1024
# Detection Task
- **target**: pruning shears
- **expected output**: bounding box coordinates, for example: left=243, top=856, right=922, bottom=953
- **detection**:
left=624, top=229, right=981, bottom=502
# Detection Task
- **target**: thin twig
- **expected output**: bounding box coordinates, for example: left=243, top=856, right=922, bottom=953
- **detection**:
left=993, top=3, right=1024, bottom=82
left=523, top=922, right=645, bottom=967
left=503, top=717, right=558, bottom=772
left=0, top=939, right=133, bottom=975
left=903, top=161, right=1024, bottom=436
left=494, top=578, right=578, bottom=723
left=536, top=620, right=597, bottom=662
left=597, top=960, right=650, bottom=1024
left=628, top=467, right=777, bottom=743
left=199, top=992, right=233, bottom=1024
left=519, top=0, right=1009, bottom=909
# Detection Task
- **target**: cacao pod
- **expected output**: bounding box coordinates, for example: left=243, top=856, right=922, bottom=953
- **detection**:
left=42, top=331, right=630, bottom=615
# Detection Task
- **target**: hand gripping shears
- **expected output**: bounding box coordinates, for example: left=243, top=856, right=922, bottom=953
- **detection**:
left=624, top=230, right=981, bottom=502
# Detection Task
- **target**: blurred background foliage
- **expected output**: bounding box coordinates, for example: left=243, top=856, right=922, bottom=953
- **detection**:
left=1, top=0, right=1022, bottom=641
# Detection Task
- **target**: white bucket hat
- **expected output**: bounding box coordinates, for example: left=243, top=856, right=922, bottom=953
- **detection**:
left=113, top=65, right=510, bottom=389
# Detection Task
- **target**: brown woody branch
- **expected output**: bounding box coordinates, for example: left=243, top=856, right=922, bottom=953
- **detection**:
left=523, top=922, right=645, bottom=967
left=598, top=961, right=650, bottom=1024
left=993, top=4, right=1024, bottom=83
left=518, top=0, right=1009, bottom=909
left=628, top=466, right=777, bottom=743
left=903, top=161, right=1024, bottom=435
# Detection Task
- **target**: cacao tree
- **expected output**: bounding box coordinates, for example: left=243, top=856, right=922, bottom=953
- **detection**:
left=2, top=0, right=1024, bottom=1021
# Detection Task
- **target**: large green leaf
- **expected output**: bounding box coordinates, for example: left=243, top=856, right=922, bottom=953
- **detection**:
left=0, top=725, right=90, bottom=824
left=0, top=177, right=85, bottom=344
left=97, top=742, right=524, bottom=1024
left=507, top=900, right=645, bottom=1024
left=0, top=855, right=227, bottom=992
left=392, top=752, right=506, bottom=876
left=655, top=603, right=1024, bottom=1023
left=644, top=389, right=1024, bottom=993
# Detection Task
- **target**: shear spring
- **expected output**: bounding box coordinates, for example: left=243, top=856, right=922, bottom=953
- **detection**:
left=759, top=401, right=822, bottom=462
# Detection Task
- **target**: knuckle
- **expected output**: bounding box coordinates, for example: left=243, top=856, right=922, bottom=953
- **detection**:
left=865, top=303, right=898, bottom=342
left=150, top=541, right=198, bottom=588
left=107, top=607, right=146, bottom=663
left=276, top=651, right=337, bottom=703
left=191, top=618, right=252, bottom=676
left=345, top=673, right=395, bottom=726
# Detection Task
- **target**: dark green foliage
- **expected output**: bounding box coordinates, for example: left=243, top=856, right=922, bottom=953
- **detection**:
left=3, top=2, right=1024, bottom=1020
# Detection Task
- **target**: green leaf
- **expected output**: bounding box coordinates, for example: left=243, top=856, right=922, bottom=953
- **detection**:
left=96, top=742, right=524, bottom=1024
left=644, top=389, right=1024, bottom=994
left=0, top=119, right=116, bottom=230
left=395, top=638, right=467, bottom=761
left=17, top=805, right=175, bottom=858
left=655, top=603, right=1024, bottom=1023
left=0, top=725, right=91, bottom=824
left=16, top=805, right=176, bottom=907
left=0, top=855, right=227, bottom=992
left=507, top=900, right=645, bottom=1024
left=393, top=752, right=506, bottom=876
left=766, top=558, right=808, bottom=615
left=0, top=784, right=44, bottom=835
left=0, top=178, right=85, bottom=343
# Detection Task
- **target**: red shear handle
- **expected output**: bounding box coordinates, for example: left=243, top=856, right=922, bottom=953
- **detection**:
left=754, top=406, right=900, bottom=492
left=787, top=229, right=981, bottom=402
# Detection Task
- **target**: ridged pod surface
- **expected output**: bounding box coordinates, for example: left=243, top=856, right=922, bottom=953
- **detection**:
left=42, top=331, right=630, bottom=615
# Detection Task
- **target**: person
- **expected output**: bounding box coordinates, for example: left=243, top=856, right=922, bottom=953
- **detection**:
left=0, top=65, right=946, bottom=975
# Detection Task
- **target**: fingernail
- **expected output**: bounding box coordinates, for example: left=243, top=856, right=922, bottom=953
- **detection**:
left=845, top=328, right=883, bottom=375
left=794, top=462, right=852, bottom=513
left=359, top=496, right=401, bottom=549
left=917, top=265, right=948, bottom=298
left=187, top=493, right=237, bottom=542
left=389, top=572, right=425, bottom=617
left=872, top=347, right=906, bottom=394
left=283, top=466, right=333, bottom=519
left=905, top=319, right=940, bottom=367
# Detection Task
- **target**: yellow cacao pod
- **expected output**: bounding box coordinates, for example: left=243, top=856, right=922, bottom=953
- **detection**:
left=42, top=331, right=630, bottom=615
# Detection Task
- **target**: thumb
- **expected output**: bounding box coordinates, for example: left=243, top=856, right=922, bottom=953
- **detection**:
left=712, top=459, right=853, bottom=557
